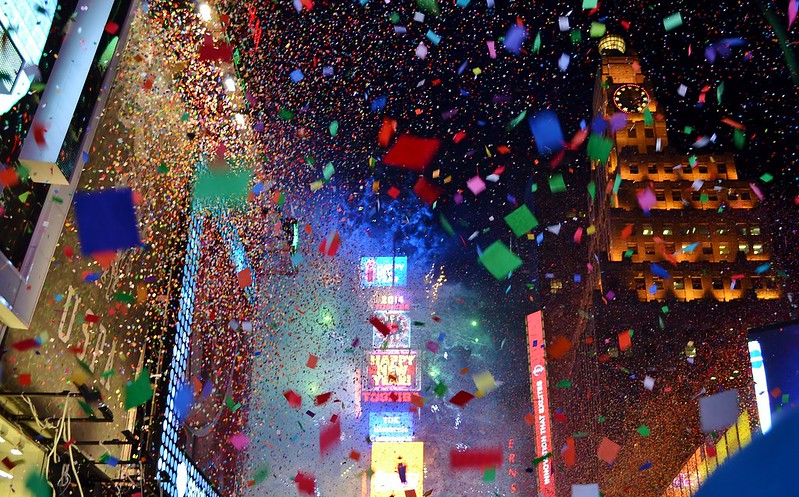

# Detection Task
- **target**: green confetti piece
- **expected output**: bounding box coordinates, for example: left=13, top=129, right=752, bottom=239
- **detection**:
left=661, top=305, right=670, bottom=314
left=19, top=191, right=31, bottom=202
left=587, top=181, right=596, bottom=201
left=663, top=12, right=683, bottom=31
left=278, top=108, right=294, bottom=120
left=717, top=82, right=725, bottom=104
left=483, top=467, right=496, bottom=482
left=253, top=464, right=271, bottom=485
left=478, top=240, right=522, bottom=280
left=412, top=321, right=425, bottom=326
left=158, top=162, right=169, bottom=173
left=760, top=173, right=774, bottom=183
left=556, top=379, right=572, bottom=388
left=52, top=195, right=63, bottom=204
left=114, top=292, right=135, bottom=303
left=226, top=395, right=242, bottom=412
left=76, top=358, right=93, bottom=375
left=548, top=173, right=567, bottom=193
left=101, top=369, right=116, bottom=379
left=507, top=110, right=527, bottom=131
left=782, top=393, right=789, bottom=404
left=734, top=129, right=746, bottom=149
left=684, top=125, right=694, bottom=134
left=582, top=0, right=598, bottom=8
left=180, top=112, right=190, bottom=122
left=416, top=0, right=440, bottom=16
left=77, top=399, right=94, bottom=416
left=700, top=193, right=709, bottom=203
left=637, top=425, right=651, bottom=437
left=589, top=22, right=606, bottom=38
left=689, top=155, right=698, bottom=166
left=433, top=381, right=448, bottom=397
left=587, top=134, right=613, bottom=164
left=572, top=431, right=590, bottom=438
left=195, top=170, right=251, bottom=207
left=533, top=32, right=541, bottom=53
left=532, top=453, right=552, bottom=465
left=25, top=471, right=52, bottom=497
left=439, top=212, right=455, bottom=236
left=612, top=173, right=622, bottom=195
left=323, top=162, right=335, bottom=180
left=124, top=367, right=154, bottom=410
left=643, top=108, right=654, bottom=126
left=598, top=415, right=606, bottom=423
left=570, top=29, right=582, bottom=45
left=329, top=120, right=339, bottom=137
left=504, top=205, right=539, bottom=237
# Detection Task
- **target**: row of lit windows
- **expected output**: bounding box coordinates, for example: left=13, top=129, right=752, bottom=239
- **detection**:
left=632, top=224, right=761, bottom=238
left=635, top=276, right=778, bottom=291
left=625, top=241, right=764, bottom=257
left=625, top=162, right=732, bottom=177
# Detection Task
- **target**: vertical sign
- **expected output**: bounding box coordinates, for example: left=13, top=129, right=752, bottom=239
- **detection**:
left=526, top=311, right=555, bottom=497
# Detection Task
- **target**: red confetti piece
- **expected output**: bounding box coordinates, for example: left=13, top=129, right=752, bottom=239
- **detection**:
left=449, top=390, right=475, bottom=407
left=412, top=177, right=443, bottom=205
left=369, top=316, right=392, bottom=337
left=319, top=419, right=341, bottom=455
left=283, top=390, right=302, bottom=409
left=450, top=447, right=503, bottom=469
left=383, top=135, right=441, bottom=172
left=315, top=392, right=332, bottom=405
left=294, top=472, right=315, bottom=495
left=11, top=338, right=40, bottom=351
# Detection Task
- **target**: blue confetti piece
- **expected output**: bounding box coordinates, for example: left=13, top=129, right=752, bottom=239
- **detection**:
left=438, top=332, right=446, bottom=342
left=650, top=262, right=671, bottom=279
left=755, top=263, right=771, bottom=274
left=370, top=95, right=386, bottom=112
left=174, top=382, right=193, bottom=422
left=682, top=242, right=699, bottom=253
left=426, top=30, right=442, bottom=45
left=252, top=182, right=264, bottom=196
left=290, top=69, right=304, bottom=83
left=82, top=151, right=89, bottom=163
left=504, top=24, right=527, bottom=55
left=536, top=232, right=544, bottom=245
left=528, top=110, right=565, bottom=156
left=639, top=461, right=653, bottom=471
left=506, top=285, right=512, bottom=294
left=84, top=272, right=102, bottom=282
left=54, top=294, right=64, bottom=302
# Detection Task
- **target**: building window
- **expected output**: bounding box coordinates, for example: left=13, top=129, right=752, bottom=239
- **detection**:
left=753, top=243, right=764, bottom=255
left=717, top=163, right=727, bottom=175
left=679, top=224, right=691, bottom=235
left=550, top=279, right=563, bottom=293
left=750, top=226, right=761, bottom=236
left=628, top=127, right=637, bottom=138
left=738, top=243, right=750, bottom=254
left=702, top=243, right=713, bottom=255
left=645, top=242, right=656, bottom=255
left=728, top=190, right=740, bottom=201
left=644, top=128, right=655, bottom=138
left=674, top=278, right=685, bottom=290
left=672, top=189, right=683, bottom=202
left=716, top=227, right=727, bottom=235
left=691, top=191, right=702, bottom=202
left=648, top=164, right=658, bottom=175
left=741, top=191, right=751, bottom=201
left=662, top=225, right=673, bottom=236
left=653, top=278, right=665, bottom=290
left=665, top=242, right=676, bottom=253
left=712, top=278, right=724, bottom=290
left=692, top=277, right=703, bottom=290
left=698, top=165, right=708, bottom=174
left=664, top=165, right=674, bottom=174
left=635, top=277, right=646, bottom=291
left=642, top=225, right=654, bottom=236
left=655, top=189, right=666, bottom=201
left=627, top=242, right=639, bottom=255
left=629, top=164, right=639, bottom=174
left=698, top=226, right=711, bottom=237
left=737, top=225, right=748, bottom=236
left=751, top=277, right=763, bottom=289
left=708, top=192, right=718, bottom=201
left=719, top=244, right=730, bottom=256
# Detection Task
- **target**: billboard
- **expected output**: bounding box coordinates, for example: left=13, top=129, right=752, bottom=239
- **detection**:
left=748, top=320, right=799, bottom=434
left=369, top=412, right=415, bottom=442
left=365, top=350, right=420, bottom=391
left=370, top=442, right=424, bottom=497
left=360, top=256, right=407, bottom=287
left=526, top=311, right=555, bottom=497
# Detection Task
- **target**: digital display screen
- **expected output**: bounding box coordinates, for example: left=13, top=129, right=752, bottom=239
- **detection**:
left=365, top=350, right=419, bottom=391
left=748, top=320, right=799, bottom=434
left=371, top=311, right=411, bottom=348
left=369, top=412, right=415, bottom=442
left=360, top=256, right=407, bottom=287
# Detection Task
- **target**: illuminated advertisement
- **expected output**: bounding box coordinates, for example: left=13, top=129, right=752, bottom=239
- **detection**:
left=369, top=412, right=415, bottom=442
left=360, top=256, right=407, bottom=287
left=370, top=442, right=424, bottom=497
left=372, top=293, right=411, bottom=311
left=362, top=391, right=414, bottom=403
left=748, top=320, right=799, bottom=435
left=365, top=350, right=420, bottom=391
left=371, top=310, right=411, bottom=348
left=526, top=311, right=555, bottom=497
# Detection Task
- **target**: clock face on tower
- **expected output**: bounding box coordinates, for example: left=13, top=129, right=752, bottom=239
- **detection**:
left=613, top=84, right=650, bottom=113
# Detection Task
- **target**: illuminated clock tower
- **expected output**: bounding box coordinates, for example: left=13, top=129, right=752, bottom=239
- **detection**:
left=590, top=34, right=778, bottom=303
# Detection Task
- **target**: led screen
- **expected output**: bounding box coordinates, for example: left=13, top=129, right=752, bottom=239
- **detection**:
left=748, top=320, right=799, bottom=434
left=360, top=256, right=407, bottom=287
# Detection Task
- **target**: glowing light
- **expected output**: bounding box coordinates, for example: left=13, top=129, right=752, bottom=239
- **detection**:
left=224, top=77, right=236, bottom=92
left=470, top=320, right=478, bottom=327
left=198, top=3, right=212, bottom=21
left=0, top=469, right=12, bottom=479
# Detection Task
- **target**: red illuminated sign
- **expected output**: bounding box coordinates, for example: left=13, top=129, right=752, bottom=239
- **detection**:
left=527, top=311, right=555, bottom=497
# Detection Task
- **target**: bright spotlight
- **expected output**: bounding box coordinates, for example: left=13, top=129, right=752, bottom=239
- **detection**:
left=224, top=77, right=236, bottom=92
left=198, top=3, right=212, bottom=22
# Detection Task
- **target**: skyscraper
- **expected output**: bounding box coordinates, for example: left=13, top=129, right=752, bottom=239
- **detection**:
left=543, top=35, right=789, bottom=497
